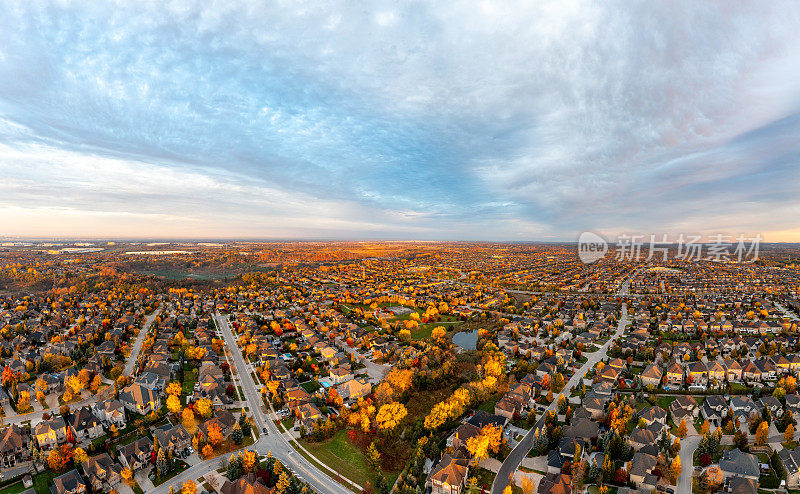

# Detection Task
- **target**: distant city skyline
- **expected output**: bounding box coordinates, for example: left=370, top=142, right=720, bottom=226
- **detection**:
left=2, top=1, right=800, bottom=240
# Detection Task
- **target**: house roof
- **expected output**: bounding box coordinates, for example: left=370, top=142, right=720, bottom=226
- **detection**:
left=429, top=454, right=469, bottom=487
left=720, top=449, right=759, bottom=478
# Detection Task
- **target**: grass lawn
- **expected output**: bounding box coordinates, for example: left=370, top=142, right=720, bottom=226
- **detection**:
left=657, top=395, right=677, bottom=409
left=587, top=486, right=618, bottom=494
left=410, top=324, right=434, bottom=341
left=729, top=382, right=753, bottom=393
left=471, top=467, right=497, bottom=493
left=0, top=469, right=59, bottom=494
left=181, top=369, right=197, bottom=403
left=299, top=430, right=398, bottom=488
left=477, top=395, right=500, bottom=413
left=301, top=380, right=320, bottom=393
left=152, top=460, right=191, bottom=486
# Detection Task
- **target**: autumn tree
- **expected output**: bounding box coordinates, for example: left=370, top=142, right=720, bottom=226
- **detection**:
left=166, top=382, right=182, bottom=396
left=521, top=477, right=535, bottom=494
left=699, top=465, right=723, bottom=491
left=182, top=479, right=197, bottom=494
left=669, top=455, right=682, bottom=482
left=90, top=375, right=102, bottom=394
left=47, top=449, right=63, bottom=470
left=17, top=390, right=31, bottom=412
left=786, top=423, right=796, bottom=443
left=182, top=407, right=196, bottom=432
left=242, top=450, right=257, bottom=472
left=121, top=467, right=133, bottom=485
left=207, top=423, right=224, bottom=446
left=202, top=444, right=214, bottom=458
left=466, top=425, right=503, bottom=464
left=366, top=442, right=381, bottom=470
left=66, top=374, right=83, bottom=396
left=677, top=419, right=688, bottom=439
left=167, top=394, right=182, bottom=414
left=73, top=447, right=88, bottom=465
left=196, top=398, right=212, bottom=419
left=375, top=402, right=408, bottom=432
left=754, top=420, right=769, bottom=445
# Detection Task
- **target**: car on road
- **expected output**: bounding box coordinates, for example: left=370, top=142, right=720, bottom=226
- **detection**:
left=263, top=427, right=268, bottom=434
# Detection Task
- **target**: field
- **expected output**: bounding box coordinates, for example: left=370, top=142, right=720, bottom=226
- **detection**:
left=299, top=430, right=399, bottom=487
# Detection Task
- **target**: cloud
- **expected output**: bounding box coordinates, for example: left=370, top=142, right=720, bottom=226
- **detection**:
left=0, top=0, right=799, bottom=239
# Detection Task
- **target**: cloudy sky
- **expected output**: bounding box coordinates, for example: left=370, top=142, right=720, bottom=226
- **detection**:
left=1, top=1, right=800, bottom=241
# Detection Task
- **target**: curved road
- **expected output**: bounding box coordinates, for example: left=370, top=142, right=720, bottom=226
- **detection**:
left=490, top=285, right=630, bottom=494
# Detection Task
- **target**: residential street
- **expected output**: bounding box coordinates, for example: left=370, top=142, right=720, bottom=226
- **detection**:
left=150, top=315, right=356, bottom=494
left=125, top=308, right=162, bottom=376
left=677, top=435, right=701, bottom=494
left=490, top=282, right=631, bottom=494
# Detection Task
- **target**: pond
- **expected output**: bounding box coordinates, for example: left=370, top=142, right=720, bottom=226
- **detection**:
left=452, top=329, right=479, bottom=350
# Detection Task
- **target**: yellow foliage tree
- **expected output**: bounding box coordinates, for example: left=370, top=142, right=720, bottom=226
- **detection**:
left=670, top=455, right=681, bottom=482
left=182, top=479, right=197, bottom=494
left=677, top=419, right=688, bottom=438
left=166, top=382, right=182, bottom=396
left=73, top=447, right=88, bottom=464
left=17, top=390, right=30, bottom=412
left=756, top=421, right=769, bottom=445
left=376, top=402, right=408, bottom=431
left=207, top=423, right=224, bottom=446
left=66, top=374, right=83, bottom=395
left=196, top=398, right=212, bottom=419
left=167, top=394, right=182, bottom=414
left=182, top=407, right=196, bottom=431
left=465, top=425, right=503, bottom=464
left=242, top=450, right=257, bottom=472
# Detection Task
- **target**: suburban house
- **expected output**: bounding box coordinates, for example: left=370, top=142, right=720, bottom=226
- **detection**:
left=427, top=454, right=470, bottom=494
left=0, top=424, right=30, bottom=468
left=119, top=383, right=160, bottom=415
left=50, top=470, right=87, bottom=494
left=336, top=377, right=372, bottom=402
left=118, top=438, right=153, bottom=472
left=537, top=473, right=572, bottom=494
left=92, top=399, right=127, bottom=428
left=666, top=363, right=683, bottom=386
left=221, top=474, right=270, bottom=494
left=154, top=424, right=191, bottom=455
left=720, top=449, right=759, bottom=480
left=70, top=407, right=104, bottom=440
left=638, top=406, right=667, bottom=426
left=35, top=416, right=69, bottom=450
left=629, top=452, right=658, bottom=486
left=80, top=453, right=122, bottom=492
left=640, top=364, right=662, bottom=387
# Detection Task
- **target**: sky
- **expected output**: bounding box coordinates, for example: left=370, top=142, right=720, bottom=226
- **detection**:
left=1, top=1, right=800, bottom=241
